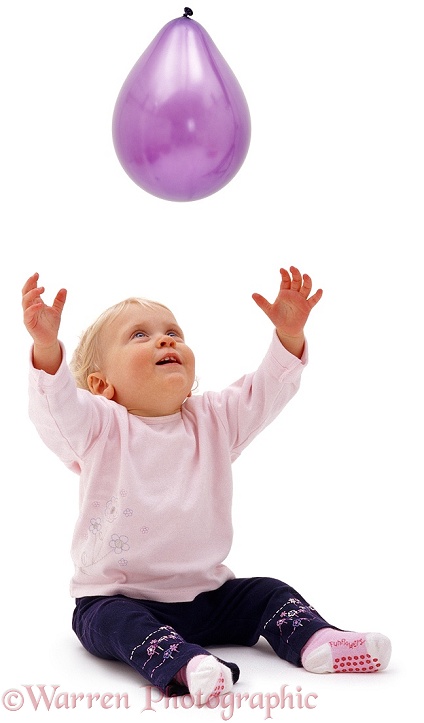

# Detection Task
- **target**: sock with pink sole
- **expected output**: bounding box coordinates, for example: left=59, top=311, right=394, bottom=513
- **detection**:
left=301, top=628, right=391, bottom=673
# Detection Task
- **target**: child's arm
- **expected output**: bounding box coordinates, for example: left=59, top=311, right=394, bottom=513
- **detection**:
left=22, top=273, right=67, bottom=374
left=252, top=266, right=323, bottom=358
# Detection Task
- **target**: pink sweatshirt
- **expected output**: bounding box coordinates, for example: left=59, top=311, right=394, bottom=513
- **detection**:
left=28, top=332, right=307, bottom=603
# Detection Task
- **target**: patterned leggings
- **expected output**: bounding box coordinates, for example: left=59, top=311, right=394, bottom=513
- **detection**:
left=72, top=576, right=334, bottom=696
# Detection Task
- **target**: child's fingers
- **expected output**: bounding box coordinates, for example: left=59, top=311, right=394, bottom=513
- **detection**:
left=299, top=273, right=312, bottom=298
left=252, top=292, right=272, bottom=316
left=289, top=266, right=302, bottom=291
left=51, top=288, right=67, bottom=314
left=22, top=272, right=39, bottom=297
left=279, top=268, right=292, bottom=290
left=307, top=288, right=324, bottom=309
left=23, top=300, right=45, bottom=332
left=22, top=285, right=45, bottom=311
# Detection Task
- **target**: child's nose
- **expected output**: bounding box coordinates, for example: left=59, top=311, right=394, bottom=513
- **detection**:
left=158, top=335, right=176, bottom=347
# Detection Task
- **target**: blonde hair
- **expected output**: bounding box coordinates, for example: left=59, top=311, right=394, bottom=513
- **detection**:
left=70, top=297, right=172, bottom=391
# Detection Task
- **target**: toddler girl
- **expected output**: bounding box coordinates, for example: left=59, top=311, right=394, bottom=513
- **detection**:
left=22, top=267, right=391, bottom=703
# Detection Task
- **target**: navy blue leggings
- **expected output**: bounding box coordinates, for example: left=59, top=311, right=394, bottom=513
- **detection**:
left=72, top=577, right=334, bottom=696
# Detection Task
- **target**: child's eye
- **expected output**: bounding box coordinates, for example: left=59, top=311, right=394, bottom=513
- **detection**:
left=133, top=331, right=147, bottom=339
left=167, top=330, right=183, bottom=339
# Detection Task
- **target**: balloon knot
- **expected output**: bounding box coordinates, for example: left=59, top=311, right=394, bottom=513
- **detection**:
left=183, top=7, right=194, bottom=17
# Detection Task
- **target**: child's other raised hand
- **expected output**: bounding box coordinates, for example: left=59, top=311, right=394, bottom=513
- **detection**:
left=22, top=274, right=67, bottom=373
left=252, top=266, right=323, bottom=357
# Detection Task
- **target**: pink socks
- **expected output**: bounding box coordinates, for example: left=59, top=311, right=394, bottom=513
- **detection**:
left=174, top=654, right=234, bottom=703
left=301, top=628, right=391, bottom=673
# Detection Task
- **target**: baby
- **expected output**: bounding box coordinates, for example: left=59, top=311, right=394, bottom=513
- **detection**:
left=22, top=267, right=391, bottom=703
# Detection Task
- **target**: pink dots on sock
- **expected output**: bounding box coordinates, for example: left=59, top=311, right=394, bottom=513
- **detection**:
left=333, top=655, right=381, bottom=673
left=211, top=674, right=225, bottom=697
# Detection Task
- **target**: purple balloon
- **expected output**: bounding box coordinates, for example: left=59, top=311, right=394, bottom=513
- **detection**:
left=112, top=12, right=251, bottom=201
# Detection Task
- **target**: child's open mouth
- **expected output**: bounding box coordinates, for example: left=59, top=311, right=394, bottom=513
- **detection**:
left=156, top=355, right=181, bottom=365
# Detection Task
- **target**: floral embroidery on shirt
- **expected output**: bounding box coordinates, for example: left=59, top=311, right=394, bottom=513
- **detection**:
left=80, top=494, right=133, bottom=572
left=109, top=534, right=130, bottom=554
left=105, top=497, right=119, bottom=523
left=89, top=518, right=102, bottom=536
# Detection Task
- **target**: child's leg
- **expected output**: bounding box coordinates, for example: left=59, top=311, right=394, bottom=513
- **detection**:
left=193, top=577, right=390, bottom=674
left=257, top=581, right=391, bottom=673
left=72, top=595, right=239, bottom=698
left=194, top=577, right=332, bottom=666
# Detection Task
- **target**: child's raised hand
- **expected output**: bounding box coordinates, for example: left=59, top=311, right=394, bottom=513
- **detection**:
left=22, top=273, right=67, bottom=349
left=252, top=267, right=323, bottom=356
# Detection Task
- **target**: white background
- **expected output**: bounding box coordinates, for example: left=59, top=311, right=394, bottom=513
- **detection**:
left=1, top=1, right=422, bottom=721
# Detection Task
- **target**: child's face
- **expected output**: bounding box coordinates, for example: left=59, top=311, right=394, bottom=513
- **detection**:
left=90, top=303, right=196, bottom=416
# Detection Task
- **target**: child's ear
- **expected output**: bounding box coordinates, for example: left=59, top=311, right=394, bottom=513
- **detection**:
left=87, top=372, right=115, bottom=400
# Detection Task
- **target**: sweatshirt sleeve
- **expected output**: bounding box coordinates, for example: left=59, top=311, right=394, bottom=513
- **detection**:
left=28, top=342, right=112, bottom=473
left=203, top=331, right=308, bottom=459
